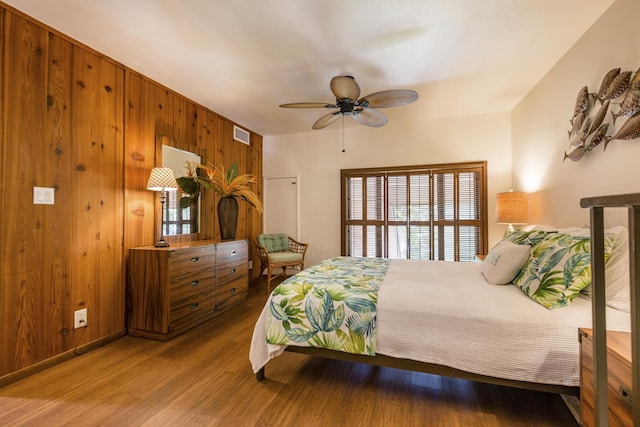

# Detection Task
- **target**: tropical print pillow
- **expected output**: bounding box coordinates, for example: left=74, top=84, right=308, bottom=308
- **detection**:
left=504, top=230, right=556, bottom=247
left=513, top=233, right=615, bottom=309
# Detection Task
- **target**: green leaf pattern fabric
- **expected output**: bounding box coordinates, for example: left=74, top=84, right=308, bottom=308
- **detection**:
left=266, top=256, right=389, bottom=355
left=504, top=230, right=555, bottom=246
left=513, top=233, right=616, bottom=309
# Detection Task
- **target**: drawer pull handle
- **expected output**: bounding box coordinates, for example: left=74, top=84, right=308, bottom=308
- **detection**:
left=231, top=250, right=237, bottom=256
left=229, top=288, right=236, bottom=294
left=620, top=385, right=632, bottom=408
left=190, top=257, right=199, bottom=263
left=190, top=303, right=199, bottom=311
left=190, top=280, right=199, bottom=287
left=230, top=268, right=237, bottom=274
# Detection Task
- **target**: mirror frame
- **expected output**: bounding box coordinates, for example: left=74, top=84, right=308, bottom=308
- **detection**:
left=156, top=135, right=208, bottom=242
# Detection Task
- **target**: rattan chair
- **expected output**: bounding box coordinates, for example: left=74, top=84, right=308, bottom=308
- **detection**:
left=255, top=234, right=308, bottom=295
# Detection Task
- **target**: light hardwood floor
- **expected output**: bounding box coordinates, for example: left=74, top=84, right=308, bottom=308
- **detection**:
left=0, top=287, right=577, bottom=426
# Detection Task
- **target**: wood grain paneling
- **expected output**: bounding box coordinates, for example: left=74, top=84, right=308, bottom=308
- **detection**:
left=0, top=4, right=263, bottom=382
left=249, top=132, right=263, bottom=273
left=70, top=46, right=124, bottom=341
left=123, top=72, right=155, bottom=252
left=44, top=29, right=73, bottom=354
left=1, top=12, right=50, bottom=374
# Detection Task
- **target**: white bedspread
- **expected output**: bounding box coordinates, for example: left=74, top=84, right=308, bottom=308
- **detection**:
left=250, top=259, right=631, bottom=387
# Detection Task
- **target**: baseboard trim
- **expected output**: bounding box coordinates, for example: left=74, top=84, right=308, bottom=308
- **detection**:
left=0, top=329, right=126, bottom=388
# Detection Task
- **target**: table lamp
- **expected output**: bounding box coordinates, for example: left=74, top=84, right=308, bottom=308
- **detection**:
left=496, top=190, right=528, bottom=234
left=147, top=167, right=178, bottom=247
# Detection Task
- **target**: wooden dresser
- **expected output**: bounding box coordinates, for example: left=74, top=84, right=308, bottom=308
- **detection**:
left=579, top=328, right=632, bottom=426
left=128, top=240, right=248, bottom=341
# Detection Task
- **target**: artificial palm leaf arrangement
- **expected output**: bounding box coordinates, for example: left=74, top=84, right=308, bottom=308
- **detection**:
left=175, top=161, right=202, bottom=209
left=180, top=161, right=263, bottom=214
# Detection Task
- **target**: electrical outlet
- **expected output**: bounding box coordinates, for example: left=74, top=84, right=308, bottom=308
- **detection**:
left=74, top=308, right=88, bottom=329
left=248, top=260, right=253, bottom=269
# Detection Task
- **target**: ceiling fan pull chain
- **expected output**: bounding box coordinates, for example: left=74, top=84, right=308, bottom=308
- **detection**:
left=342, top=116, right=346, bottom=153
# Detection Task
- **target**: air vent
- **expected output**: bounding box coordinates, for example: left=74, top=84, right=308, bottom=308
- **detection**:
left=234, top=125, right=250, bottom=145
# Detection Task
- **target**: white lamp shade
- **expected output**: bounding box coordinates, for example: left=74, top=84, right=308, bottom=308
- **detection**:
left=496, top=191, right=528, bottom=224
left=146, top=167, right=178, bottom=191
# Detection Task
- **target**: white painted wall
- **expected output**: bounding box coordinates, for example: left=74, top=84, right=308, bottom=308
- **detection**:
left=265, top=1, right=640, bottom=268
left=512, top=0, right=640, bottom=229
left=264, top=112, right=512, bottom=267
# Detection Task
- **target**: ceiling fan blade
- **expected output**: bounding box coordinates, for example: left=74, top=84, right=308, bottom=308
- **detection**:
left=312, top=112, right=341, bottom=129
left=330, top=76, right=360, bottom=100
left=352, top=108, right=388, bottom=127
left=279, top=102, right=335, bottom=108
left=359, top=90, right=419, bottom=108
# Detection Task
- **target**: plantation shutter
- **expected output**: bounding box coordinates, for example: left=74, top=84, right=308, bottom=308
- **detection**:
left=342, top=162, right=487, bottom=261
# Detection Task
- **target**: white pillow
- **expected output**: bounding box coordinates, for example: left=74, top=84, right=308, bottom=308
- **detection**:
left=481, top=240, right=532, bottom=285
left=552, top=225, right=630, bottom=312
left=581, top=226, right=629, bottom=312
left=604, top=229, right=630, bottom=312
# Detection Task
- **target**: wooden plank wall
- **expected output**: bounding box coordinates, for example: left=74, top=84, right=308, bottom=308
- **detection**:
left=0, top=5, right=263, bottom=380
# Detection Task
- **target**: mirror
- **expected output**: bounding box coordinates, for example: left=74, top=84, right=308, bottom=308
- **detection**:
left=158, top=136, right=206, bottom=236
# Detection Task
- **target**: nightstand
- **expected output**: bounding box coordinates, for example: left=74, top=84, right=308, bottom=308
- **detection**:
left=578, top=328, right=632, bottom=426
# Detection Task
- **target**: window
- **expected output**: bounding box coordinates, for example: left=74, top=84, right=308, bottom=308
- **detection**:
left=341, top=162, right=487, bottom=262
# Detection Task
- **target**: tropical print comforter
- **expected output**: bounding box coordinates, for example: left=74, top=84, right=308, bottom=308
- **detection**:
left=266, top=256, right=390, bottom=355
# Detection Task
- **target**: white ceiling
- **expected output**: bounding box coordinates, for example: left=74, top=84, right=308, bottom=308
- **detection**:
left=4, top=0, right=615, bottom=136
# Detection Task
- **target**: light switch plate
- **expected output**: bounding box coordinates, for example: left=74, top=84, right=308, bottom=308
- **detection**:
left=33, top=187, right=55, bottom=205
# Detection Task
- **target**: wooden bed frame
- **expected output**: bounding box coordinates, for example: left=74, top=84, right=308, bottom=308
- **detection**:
left=256, top=346, right=580, bottom=397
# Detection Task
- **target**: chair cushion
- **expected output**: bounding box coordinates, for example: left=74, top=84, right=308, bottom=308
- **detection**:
left=258, top=234, right=290, bottom=253
left=269, top=251, right=304, bottom=263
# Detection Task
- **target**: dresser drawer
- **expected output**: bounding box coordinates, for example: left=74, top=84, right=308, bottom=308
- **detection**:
left=169, top=246, right=215, bottom=278
left=216, top=241, right=247, bottom=269
left=170, top=290, right=215, bottom=332
left=215, top=277, right=247, bottom=311
left=170, top=274, right=216, bottom=301
left=217, top=262, right=248, bottom=286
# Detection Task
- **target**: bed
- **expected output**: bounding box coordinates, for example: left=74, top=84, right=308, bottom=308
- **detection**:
left=249, top=228, right=632, bottom=396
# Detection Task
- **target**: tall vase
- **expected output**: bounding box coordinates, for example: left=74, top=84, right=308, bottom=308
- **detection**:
left=189, top=196, right=199, bottom=233
left=217, top=196, right=238, bottom=240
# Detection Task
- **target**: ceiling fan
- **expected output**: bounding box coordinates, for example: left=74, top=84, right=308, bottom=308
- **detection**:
left=279, top=75, right=419, bottom=130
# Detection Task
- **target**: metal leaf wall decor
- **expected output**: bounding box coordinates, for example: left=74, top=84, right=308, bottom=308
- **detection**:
left=564, top=66, right=640, bottom=162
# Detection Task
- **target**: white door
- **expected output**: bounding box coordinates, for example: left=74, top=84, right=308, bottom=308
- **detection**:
left=264, top=176, right=299, bottom=239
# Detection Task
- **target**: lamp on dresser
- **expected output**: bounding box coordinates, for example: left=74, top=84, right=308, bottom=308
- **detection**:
left=147, top=167, right=178, bottom=247
left=496, top=189, right=528, bottom=234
